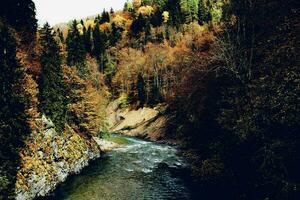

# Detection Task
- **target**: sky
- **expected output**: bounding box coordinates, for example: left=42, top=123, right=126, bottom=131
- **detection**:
left=33, top=0, right=127, bottom=26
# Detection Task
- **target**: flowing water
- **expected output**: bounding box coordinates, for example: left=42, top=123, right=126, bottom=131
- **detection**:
left=47, top=135, right=198, bottom=200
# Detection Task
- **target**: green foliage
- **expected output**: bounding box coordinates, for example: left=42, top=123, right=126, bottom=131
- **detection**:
left=0, top=21, right=30, bottom=199
left=180, top=0, right=199, bottom=23
left=124, top=1, right=134, bottom=12
left=118, top=93, right=129, bottom=109
left=165, top=0, right=184, bottom=28
left=198, top=0, right=209, bottom=24
left=92, top=25, right=108, bottom=72
left=66, top=20, right=87, bottom=77
left=110, top=23, right=124, bottom=46
left=38, top=23, right=68, bottom=131
left=83, top=26, right=93, bottom=54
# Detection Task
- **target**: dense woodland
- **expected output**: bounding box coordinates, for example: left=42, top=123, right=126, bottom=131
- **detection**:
left=0, top=0, right=299, bottom=199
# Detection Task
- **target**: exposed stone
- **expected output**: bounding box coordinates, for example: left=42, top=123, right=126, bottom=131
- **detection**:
left=107, top=101, right=168, bottom=141
left=15, top=120, right=101, bottom=200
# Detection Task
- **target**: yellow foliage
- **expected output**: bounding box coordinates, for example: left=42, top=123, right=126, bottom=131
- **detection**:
left=133, top=0, right=142, bottom=9
left=112, top=14, right=127, bottom=28
left=162, top=11, right=169, bottom=23
left=84, top=19, right=95, bottom=28
left=137, top=6, right=154, bottom=16
left=76, top=23, right=84, bottom=35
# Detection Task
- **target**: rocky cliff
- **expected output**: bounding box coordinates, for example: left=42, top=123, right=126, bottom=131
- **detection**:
left=15, top=116, right=101, bottom=200
left=106, top=100, right=168, bottom=141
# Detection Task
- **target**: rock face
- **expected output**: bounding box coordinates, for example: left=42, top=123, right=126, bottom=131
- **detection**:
left=15, top=116, right=101, bottom=200
left=107, top=101, right=168, bottom=141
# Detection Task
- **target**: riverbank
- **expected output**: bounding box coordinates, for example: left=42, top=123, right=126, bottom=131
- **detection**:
left=15, top=116, right=120, bottom=200
left=41, top=135, right=192, bottom=200
left=106, top=100, right=181, bottom=144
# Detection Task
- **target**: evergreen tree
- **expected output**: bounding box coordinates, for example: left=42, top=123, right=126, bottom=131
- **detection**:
left=198, top=0, right=208, bottom=24
left=110, top=23, right=124, bottom=46
left=99, top=10, right=110, bottom=24
left=180, top=0, right=199, bottom=23
left=83, top=26, right=93, bottom=54
left=165, top=0, right=184, bottom=28
left=92, top=26, right=107, bottom=72
left=38, top=23, right=67, bottom=131
left=66, top=20, right=87, bottom=77
left=110, top=7, right=115, bottom=14
left=0, top=0, right=37, bottom=42
left=57, top=28, right=65, bottom=43
left=0, top=22, right=30, bottom=199
left=131, top=14, right=147, bottom=36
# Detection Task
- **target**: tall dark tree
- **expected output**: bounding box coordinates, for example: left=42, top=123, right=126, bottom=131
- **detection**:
left=131, top=14, right=147, bottom=37
left=99, top=10, right=110, bottom=24
left=165, top=0, right=184, bottom=28
left=110, top=7, right=115, bottom=14
left=0, top=0, right=37, bottom=42
left=92, top=26, right=107, bottom=72
left=66, top=20, right=87, bottom=77
left=57, top=28, right=65, bottom=43
left=83, top=26, right=93, bottom=54
left=110, top=23, right=124, bottom=46
left=38, top=23, right=67, bottom=131
left=137, top=73, right=146, bottom=106
left=0, top=22, right=30, bottom=199
left=198, top=0, right=208, bottom=24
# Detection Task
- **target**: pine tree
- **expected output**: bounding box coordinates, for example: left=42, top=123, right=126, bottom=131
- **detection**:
left=110, top=23, right=123, bottom=46
left=131, top=14, right=147, bottom=36
left=0, top=0, right=37, bottom=42
left=92, top=25, right=107, bottom=72
left=57, top=28, right=65, bottom=43
left=66, top=20, right=87, bottom=77
left=165, top=0, right=184, bottom=28
left=38, top=23, right=67, bottom=131
left=83, top=26, right=92, bottom=54
left=100, top=10, right=110, bottom=24
left=110, top=7, right=115, bottom=14
left=180, top=0, right=199, bottom=23
left=198, top=0, right=208, bottom=24
left=0, top=21, right=30, bottom=199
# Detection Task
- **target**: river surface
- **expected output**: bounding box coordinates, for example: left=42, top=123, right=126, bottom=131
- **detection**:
left=46, top=135, right=199, bottom=200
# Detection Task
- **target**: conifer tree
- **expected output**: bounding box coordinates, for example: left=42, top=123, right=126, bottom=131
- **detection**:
left=100, top=10, right=110, bottom=24
left=110, top=7, right=115, bottom=14
left=165, top=0, right=184, bottom=28
left=57, top=28, right=65, bottom=43
left=0, top=22, right=30, bottom=199
left=110, top=23, right=123, bottom=46
left=38, top=23, right=67, bottom=131
left=93, top=25, right=107, bottom=72
left=83, top=26, right=93, bottom=54
left=198, top=0, right=208, bottom=24
left=0, top=0, right=37, bottom=42
left=66, top=20, right=87, bottom=77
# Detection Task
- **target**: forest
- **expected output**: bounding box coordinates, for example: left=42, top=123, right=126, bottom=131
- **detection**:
left=0, top=0, right=299, bottom=199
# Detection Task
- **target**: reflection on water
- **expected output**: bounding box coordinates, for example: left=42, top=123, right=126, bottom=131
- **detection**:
left=46, top=135, right=194, bottom=200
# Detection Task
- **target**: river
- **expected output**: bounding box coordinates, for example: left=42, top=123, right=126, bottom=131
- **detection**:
left=44, top=135, right=200, bottom=200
